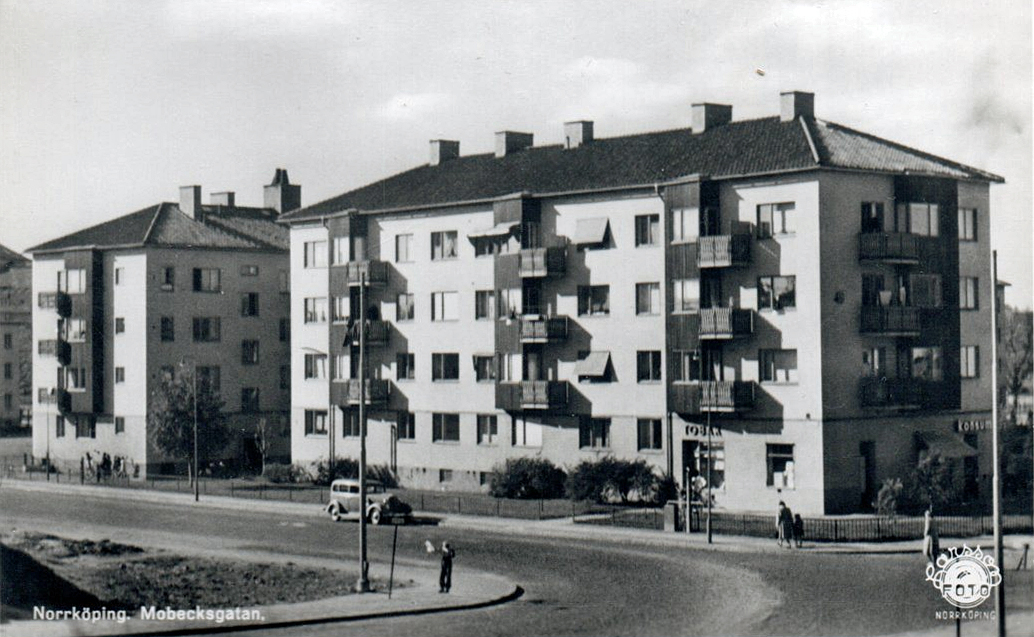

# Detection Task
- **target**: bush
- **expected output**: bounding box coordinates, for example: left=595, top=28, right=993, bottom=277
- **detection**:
left=874, top=477, right=903, bottom=517
left=263, top=463, right=310, bottom=484
left=310, top=456, right=398, bottom=488
left=566, top=457, right=664, bottom=504
left=903, top=454, right=955, bottom=514
left=489, top=458, right=567, bottom=499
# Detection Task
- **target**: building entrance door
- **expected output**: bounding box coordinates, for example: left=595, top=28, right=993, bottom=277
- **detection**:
left=859, top=441, right=876, bottom=511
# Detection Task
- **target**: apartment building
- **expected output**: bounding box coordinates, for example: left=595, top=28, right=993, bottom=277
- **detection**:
left=280, top=92, right=1000, bottom=514
left=28, top=171, right=297, bottom=477
left=1, top=244, right=32, bottom=430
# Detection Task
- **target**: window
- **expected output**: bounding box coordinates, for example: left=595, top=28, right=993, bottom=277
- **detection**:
left=479, top=472, right=495, bottom=487
left=431, top=291, right=459, bottom=321
left=331, top=237, right=349, bottom=265
left=115, top=417, right=125, bottom=434
left=197, top=366, right=221, bottom=394
left=671, top=208, right=698, bottom=243
left=115, top=367, right=125, bottom=383
left=766, top=444, right=795, bottom=488
left=757, top=276, right=796, bottom=310
left=161, top=267, right=175, bottom=291
left=304, top=297, right=328, bottom=323
left=160, top=317, right=174, bottom=342
left=432, top=413, right=460, bottom=442
left=2, top=363, right=9, bottom=379
left=240, top=265, right=259, bottom=276
left=577, top=285, right=610, bottom=316
left=340, top=409, right=361, bottom=437
left=279, top=365, right=290, bottom=390
left=958, top=208, right=977, bottom=241
left=241, top=340, right=260, bottom=364
left=241, top=388, right=260, bottom=413
left=432, top=353, right=459, bottom=381
left=911, top=347, right=943, bottom=381
left=192, top=268, right=221, bottom=292
left=431, top=231, right=458, bottom=260
left=498, top=288, right=521, bottom=318
left=304, top=353, right=327, bottom=380
left=579, top=417, right=610, bottom=449
left=637, top=418, right=663, bottom=451
left=688, top=441, right=725, bottom=489
left=56, top=416, right=65, bottom=438
left=512, top=418, right=542, bottom=447
left=2, top=333, right=9, bottom=349
left=240, top=293, right=259, bottom=317
left=192, top=317, right=221, bottom=342
left=391, top=353, right=413, bottom=381
left=304, top=240, right=328, bottom=268
left=672, top=278, right=700, bottom=313
left=635, top=214, right=660, bottom=246
left=897, top=202, right=939, bottom=237
left=279, top=318, right=290, bottom=342
left=278, top=270, right=289, bottom=294
left=637, top=351, right=662, bottom=382
left=330, top=295, right=349, bottom=322
left=439, top=469, right=454, bottom=483
left=861, top=274, right=886, bottom=307
left=961, top=346, right=979, bottom=379
left=58, top=269, right=86, bottom=293
left=636, top=282, right=660, bottom=315
left=475, top=290, right=496, bottom=320
left=757, top=202, right=795, bottom=237
left=396, top=234, right=413, bottom=263
left=960, top=277, right=979, bottom=310
left=396, top=293, right=414, bottom=321
left=861, top=202, right=885, bottom=233
left=3, top=394, right=10, bottom=410
left=397, top=412, right=415, bottom=440
left=862, top=347, right=886, bottom=378
left=62, top=319, right=87, bottom=342
left=910, top=274, right=942, bottom=308
left=477, top=415, right=498, bottom=445
left=474, top=237, right=510, bottom=257
left=304, top=410, right=328, bottom=435
left=760, top=349, right=798, bottom=383
left=75, top=416, right=96, bottom=439
left=473, top=355, right=496, bottom=382
left=114, top=267, right=123, bottom=285
left=334, top=353, right=352, bottom=380
left=498, top=353, right=517, bottom=382
left=65, top=367, right=87, bottom=391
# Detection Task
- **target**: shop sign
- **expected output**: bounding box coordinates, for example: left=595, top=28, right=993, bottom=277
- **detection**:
left=955, top=419, right=991, bottom=433
left=684, top=424, right=722, bottom=437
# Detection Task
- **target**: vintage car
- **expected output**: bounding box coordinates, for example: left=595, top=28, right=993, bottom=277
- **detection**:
left=325, top=478, right=412, bottom=524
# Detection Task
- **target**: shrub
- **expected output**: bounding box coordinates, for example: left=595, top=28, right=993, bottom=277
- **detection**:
left=310, top=456, right=398, bottom=488
left=874, top=477, right=903, bottom=517
left=489, top=458, right=566, bottom=499
left=263, top=463, right=310, bottom=484
left=903, top=454, right=955, bottom=514
left=566, top=457, right=663, bottom=504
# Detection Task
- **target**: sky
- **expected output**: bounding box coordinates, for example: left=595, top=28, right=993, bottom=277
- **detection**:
left=1, top=0, right=1031, bottom=308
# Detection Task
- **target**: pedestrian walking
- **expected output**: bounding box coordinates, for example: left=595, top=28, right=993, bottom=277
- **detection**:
left=922, top=507, right=939, bottom=565
left=776, top=501, right=794, bottom=548
left=439, top=541, right=455, bottom=593
left=792, top=513, right=804, bottom=548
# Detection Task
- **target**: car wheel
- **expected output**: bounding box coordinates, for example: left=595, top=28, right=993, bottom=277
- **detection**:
left=330, top=505, right=343, bottom=522
left=368, top=508, right=382, bottom=525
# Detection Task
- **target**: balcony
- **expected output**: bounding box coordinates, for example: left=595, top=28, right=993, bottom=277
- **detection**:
left=344, top=319, right=390, bottom=346
left=699, top=308, right=754, bottom=339
left=697, top=234, right=751, bottom=268
left=37, top=388, right=55, bottom=405
left=670, top=381, right=756, bottom=413
left=860, top=306, right=920, bottom=336
left=344, top=260, right=389, bottom=287
left=38, top=291, right=72, bottom=317
left=518, top=247, right=566, bottom=278
left=37, top=339, right=72, bottom=365
left=342, top=379, right=390, bottom=405
left=519, top=315, right=569, bottom=343
left=496, top=380, right=569, bottom=411
left=859, top=377, right=934, bottom=408
left=858, top=232, right=921, bottom=264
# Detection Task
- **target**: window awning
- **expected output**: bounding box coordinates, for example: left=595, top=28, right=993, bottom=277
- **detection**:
left=574, top=351, right=612, bottom=378
left=468, top=221, right=518, bottom=239
left=574, top=217, right=610, bottom=245
left=917, top=430, right=978, bottom=458
left=302, top=347, right=327, bottom=355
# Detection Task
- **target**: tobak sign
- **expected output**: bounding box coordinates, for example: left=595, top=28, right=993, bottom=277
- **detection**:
left=955, top=419, right=991, bottom=433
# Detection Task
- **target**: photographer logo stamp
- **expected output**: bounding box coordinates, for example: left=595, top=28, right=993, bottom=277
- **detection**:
left=925, top=545, right=1002, bottom=609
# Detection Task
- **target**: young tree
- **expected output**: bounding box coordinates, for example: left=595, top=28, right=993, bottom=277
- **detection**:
left=148, top=364, right=226, bottom=484
left=998, top=306, right=1033, bottom=427
left=255, top=417, right=270, bottom=477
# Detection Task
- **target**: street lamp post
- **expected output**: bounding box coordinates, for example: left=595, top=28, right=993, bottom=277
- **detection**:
left=357, top=270, right=371, bottom=593
left=193, top=362, right=199, bottom=503
left=990, top=251, right=1005, bottom=637
left=705, top=402, right=713, bottom=544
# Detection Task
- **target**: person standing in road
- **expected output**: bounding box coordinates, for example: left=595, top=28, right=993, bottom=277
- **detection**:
left=922, top=507, right=939, bottom=565
left=439, top=541, right=456, bottom=593
left=776, top=501, right=794, bottom=548
left=792, top=513, right=804, bottom=549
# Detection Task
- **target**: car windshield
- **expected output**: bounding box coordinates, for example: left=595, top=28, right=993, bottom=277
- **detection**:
left=368, top=484, right=384, bottom=494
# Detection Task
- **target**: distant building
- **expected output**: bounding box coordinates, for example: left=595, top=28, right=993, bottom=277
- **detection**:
left=0, top=244, right=32, bottom=430
left=28, top=171, right=297, bottom=477
left=279, top=91, right=1001, bottom=515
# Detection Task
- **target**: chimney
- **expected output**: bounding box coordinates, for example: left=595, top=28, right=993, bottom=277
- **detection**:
left=179, top=185, right=202, bottom=220
left=429, top=139, right=460, bottom=166
left=264, top=168, right=301, bottom=214
left=780, top=91, right=814, bottom=122
left=495, top=131, right=534, bottom=158
left=692, top=103, right=733, bottom=134
left=564, top=121, right=594, bottom=149
left=210, top=191, right=235, bottom=207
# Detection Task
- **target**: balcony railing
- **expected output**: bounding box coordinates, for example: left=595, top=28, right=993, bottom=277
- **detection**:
left=37, top=388, right=55, bottom=404
left=342, top=379, right=390, bottom=405
left=859, top=377, right=935, bottom=408
left=37, top=339, right=71, bottom=365
left=697, top=234, right=751, bottom=268
left=344, top=260, right=389, bottom=287
left=496, top=380, right=569, bottom=411
left=699, top=308, right=754, bottom=339
left=671, top=381, right=756, bottom=413
left=860, top=306, right=921, bottom=336
left=344, top=319, right=390, bottom=346
left=858, top=232, right=921, bottom=264
left=38, top=291, right=72, bottom=317
left=518, top=247, right=566, bottom=278
left=519, top=315, right=569, bottom=343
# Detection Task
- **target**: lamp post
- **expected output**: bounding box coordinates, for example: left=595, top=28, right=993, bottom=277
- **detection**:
left=705, top=397, right=713, bottom=544
left=990, top=251, right=1005, bottom=637
left=356, top=270, right=371, bottom=593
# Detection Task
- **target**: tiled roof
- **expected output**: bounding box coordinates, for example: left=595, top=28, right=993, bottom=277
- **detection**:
left=0, top=243, right=30, bottom=271
left=28, top=203, right=287, bottom=253
left=281, top=115, right=1003, bottom=223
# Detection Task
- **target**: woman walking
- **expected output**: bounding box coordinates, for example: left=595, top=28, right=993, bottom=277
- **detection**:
left=776, top=501, right=794, bottom=548
left=922, top=507, right=939, bottom=565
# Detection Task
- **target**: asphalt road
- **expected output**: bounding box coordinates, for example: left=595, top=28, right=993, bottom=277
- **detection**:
left=1, top=487, right=1029, bottom=636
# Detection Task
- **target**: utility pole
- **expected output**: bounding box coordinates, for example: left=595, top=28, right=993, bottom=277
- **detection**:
left=193, top=361, right=199, bottom=502
left=357, top=270, right=371, bottom=593
left=991, top=250, right=1005, bottom=637
left=706, top=397, right=713, bottom=544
